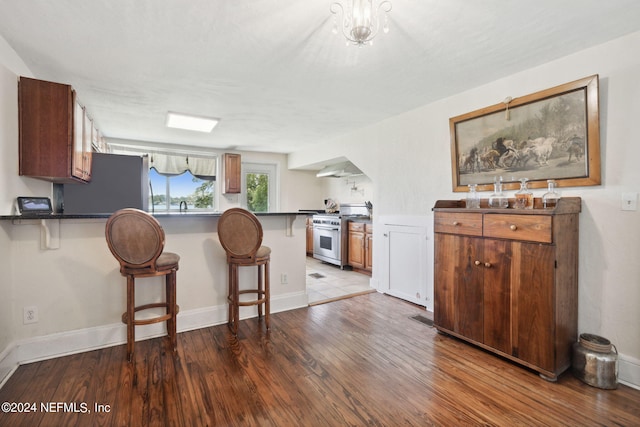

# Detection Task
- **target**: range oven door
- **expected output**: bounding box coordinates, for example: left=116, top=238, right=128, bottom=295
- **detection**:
left=313, top=224, right=341, bottom=266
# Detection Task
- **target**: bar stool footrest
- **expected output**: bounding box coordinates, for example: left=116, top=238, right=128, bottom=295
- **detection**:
left=122, top=303, right=180, bottom=325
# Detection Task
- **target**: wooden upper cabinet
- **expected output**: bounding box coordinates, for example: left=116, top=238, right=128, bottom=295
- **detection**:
left=223, top=153, right=241, bottom=194
left=19, top=77, right=92, bottom=183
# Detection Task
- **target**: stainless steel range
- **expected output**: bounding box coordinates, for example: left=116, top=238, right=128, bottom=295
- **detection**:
left=312, top=203, right=370, bottom=269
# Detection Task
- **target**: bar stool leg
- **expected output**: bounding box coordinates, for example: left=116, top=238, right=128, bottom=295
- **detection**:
left=229, top=263, right=239, bottom=335
left=265, top=261, right=270, bottom=330
left=257, top=263, right=263, bottom=319
left=227, top=263, right=233, bottom=327
left=126, top=276, right=135, bottom=362
left=166, top=270, right=177, bottom=353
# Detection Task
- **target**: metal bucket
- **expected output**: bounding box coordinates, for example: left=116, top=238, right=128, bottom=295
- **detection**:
left=572, top=333, right=618, bottom=389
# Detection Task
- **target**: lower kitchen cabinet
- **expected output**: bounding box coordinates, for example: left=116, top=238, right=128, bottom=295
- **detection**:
left=348, top=222, right=372, bottom=273
left=433, top=198, right=580, bottom=380
left=306, top=216, right=313, bottom=256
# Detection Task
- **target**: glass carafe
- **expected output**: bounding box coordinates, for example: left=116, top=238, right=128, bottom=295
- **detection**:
left=514, top=178, right=533, bottom=209
left=542, top=179, right=560, bottom=209
left=488, top=177, right=509, bottom=209
left=466, top=184, right=480, bottom=209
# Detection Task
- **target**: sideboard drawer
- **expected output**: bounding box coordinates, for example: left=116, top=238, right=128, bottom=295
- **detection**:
left=484, top=214, right=552, bottom=243
left=434, top=212, right=483, bottom=236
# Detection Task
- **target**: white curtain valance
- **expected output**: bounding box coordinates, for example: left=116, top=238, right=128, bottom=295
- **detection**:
left=149, top=153, right=217, bottom=180
left=106, top=144, right=218, bottom=180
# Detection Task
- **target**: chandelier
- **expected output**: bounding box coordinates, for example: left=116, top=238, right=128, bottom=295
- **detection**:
left=330, top=0, right=392, bottom=46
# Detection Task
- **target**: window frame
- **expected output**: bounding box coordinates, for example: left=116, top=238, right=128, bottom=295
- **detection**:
left=240, top=162, right=279, bottom=213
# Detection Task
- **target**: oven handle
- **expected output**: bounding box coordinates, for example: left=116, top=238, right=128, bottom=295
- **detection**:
left=313, top=225, right=340, bottom=231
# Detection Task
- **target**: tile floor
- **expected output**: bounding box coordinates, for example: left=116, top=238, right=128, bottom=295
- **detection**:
left=306, top=256, right=375, bottom=305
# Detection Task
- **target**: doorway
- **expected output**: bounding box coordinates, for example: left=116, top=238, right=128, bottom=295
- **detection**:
left=306, top=257, right=374, bottom=305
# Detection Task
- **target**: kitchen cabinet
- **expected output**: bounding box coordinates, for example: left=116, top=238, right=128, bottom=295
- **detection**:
left=306, top=216, right=313, bottom=256
left=223, top=153, right=241, bottom=193
left=433, top=198, right=580, bottom=380
left=348, top=222, right=372, bottom=273
left=19, top=77, right=92, bottom=183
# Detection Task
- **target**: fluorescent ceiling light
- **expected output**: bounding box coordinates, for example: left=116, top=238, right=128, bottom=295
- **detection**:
left=166, top=111, right=219, bottom=132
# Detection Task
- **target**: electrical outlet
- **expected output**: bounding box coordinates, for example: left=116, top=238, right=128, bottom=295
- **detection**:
left=281, top=273, right=288, bottom=284
left=23, top=306, right=39, bottom=324
left=622, top=193, right=638, bottom=211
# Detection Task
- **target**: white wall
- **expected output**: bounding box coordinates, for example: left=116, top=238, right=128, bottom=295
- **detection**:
left=316, top=174, right=374, bottom=208
left=290, top=31, right=640, bottom=387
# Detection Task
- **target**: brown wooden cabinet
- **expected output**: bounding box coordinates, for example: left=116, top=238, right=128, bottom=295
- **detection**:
left=348, top=222, right=372, bottom=273
left=223, top=153, right=241, bottom=193
left=433, top=198, right=580, bottom=380
left=19, top=77, right=92, bottom=183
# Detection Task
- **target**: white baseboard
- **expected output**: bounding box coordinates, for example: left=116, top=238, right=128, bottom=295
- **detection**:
left=0, top=291, right=308, bottom=389
left=618, top=354, right=640, bottom=390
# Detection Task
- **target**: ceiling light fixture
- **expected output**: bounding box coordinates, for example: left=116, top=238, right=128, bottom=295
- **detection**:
left=330, top=0, right=392, bottom=46
left=166, top=111, right=220, bottom=133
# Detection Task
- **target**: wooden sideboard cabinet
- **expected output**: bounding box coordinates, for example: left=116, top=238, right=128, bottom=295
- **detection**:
left=19, top=77, right=93, bottom=183
left=348, top=222, right=372, bottom=273
left=433, top=198, right=580, bottom=380
left=223, top=153, right=241, bottom=194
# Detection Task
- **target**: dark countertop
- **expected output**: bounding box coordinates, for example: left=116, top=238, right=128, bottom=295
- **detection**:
left=0, top=211, right=308, bottom=221
left=347, top=217, right=372, bottom=224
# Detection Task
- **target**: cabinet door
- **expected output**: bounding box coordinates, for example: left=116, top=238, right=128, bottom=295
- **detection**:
left=482, top=239, right=512, bottom=354
left=348, top=230, right=365, bottom=269
left=365, top=232, right=373, bottom=271
left=306, top=218, right=314, bottom=255
left=72, top=101, right=85, bottom=180
left=511, top=242, right=555, bottom=371
left=224, top=153, right=241, bottom=193
left=82, top=112, right=93, bottom=181
left=19, top=77, right=75, bottom=181
left=434, top=234, right=484, bottom=342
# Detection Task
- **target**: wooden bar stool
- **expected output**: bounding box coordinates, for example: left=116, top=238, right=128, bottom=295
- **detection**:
left=217, top=208, right=270, bottom=334
left=105, top=208, right=180, bottom=361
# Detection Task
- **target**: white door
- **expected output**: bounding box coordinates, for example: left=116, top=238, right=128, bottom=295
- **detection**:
left=379, top=216, right=432, bottom=310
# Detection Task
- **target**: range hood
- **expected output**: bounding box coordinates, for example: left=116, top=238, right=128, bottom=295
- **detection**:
left=316, top=161, right=363, bottom=178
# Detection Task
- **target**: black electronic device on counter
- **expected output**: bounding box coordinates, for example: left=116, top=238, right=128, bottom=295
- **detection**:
left=16, top=196, right=53, bottom=216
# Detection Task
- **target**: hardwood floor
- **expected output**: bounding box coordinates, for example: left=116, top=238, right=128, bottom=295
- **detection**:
left=1, top=293, right=638, bottom=426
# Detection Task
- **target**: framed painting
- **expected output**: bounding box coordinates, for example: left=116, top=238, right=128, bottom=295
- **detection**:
left=449, top=74, right=601, bottom=192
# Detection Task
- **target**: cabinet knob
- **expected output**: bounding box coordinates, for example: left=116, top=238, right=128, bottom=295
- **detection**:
left=474, top=260, right=481, bottom=266
left=510, top=224, right=517, bottom=231
left=484, top=262, right=492, bottom=268
left=453, top=221, right=460, bottom=226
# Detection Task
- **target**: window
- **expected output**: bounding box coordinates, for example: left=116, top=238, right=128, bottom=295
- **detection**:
left=246, top=172, right=269, bottom=212
left=241, top=163, right=278, bottom=213
left=149, top=168, right=215, bottom=212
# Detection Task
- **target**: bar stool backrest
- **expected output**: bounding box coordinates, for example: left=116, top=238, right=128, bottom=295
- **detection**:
left=105, top=208, right=165, bottom=271
left=217, top=208, right=263, bottom=260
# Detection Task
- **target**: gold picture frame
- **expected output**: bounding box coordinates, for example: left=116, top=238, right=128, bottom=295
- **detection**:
left=449, top=75, right=601, bottom=192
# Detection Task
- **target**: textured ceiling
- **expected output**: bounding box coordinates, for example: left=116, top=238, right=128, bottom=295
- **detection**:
left=1, top=0, right=640, bottom=154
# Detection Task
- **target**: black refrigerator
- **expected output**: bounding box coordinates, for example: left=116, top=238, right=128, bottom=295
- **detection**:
left=62, top=153, right=149, bottom=214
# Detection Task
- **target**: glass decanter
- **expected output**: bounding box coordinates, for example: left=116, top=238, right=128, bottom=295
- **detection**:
left=542, top=179, right=561, bottom=209
left=488, top=177, right=509, bottom=209
left=466, top=184, right=480, bottom=209
left=514, top=178, right=533, bottom=209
